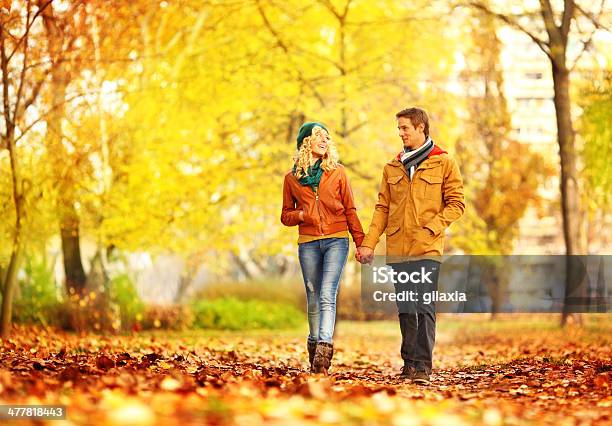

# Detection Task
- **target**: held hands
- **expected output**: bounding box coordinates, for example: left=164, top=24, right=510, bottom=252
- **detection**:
left=355, top=246, right=374, bottom=264
left=354, top=228, right=434, bottom=264
left=298, top=207, right=373, bottom=264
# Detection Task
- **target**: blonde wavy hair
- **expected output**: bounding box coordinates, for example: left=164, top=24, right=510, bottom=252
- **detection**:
left=293, top=126, right=339, bottom=179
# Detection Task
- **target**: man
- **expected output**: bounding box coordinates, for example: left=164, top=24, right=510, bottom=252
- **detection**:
left=357, top=107, right=465, bottom=384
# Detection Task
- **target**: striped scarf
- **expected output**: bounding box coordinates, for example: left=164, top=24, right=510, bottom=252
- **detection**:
left=400, top=137, right=434, bottom=180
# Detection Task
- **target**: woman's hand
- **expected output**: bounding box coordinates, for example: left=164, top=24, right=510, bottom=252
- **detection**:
left=299, top=211, right=304, bottom=222
left=356, top=246, right=374, bottom=264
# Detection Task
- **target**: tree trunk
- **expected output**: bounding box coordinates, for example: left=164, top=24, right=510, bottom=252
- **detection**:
left=489, top=268, right=501, bottom=320
left=0, top=243, right=23, bottom=337
left=60, top=206, right=87, bottom=296
left=551, top=62, right=585, bottom=326
left=40, top=2, right=88, bottom=297
left=1, top=131, right=25, bottom=337
left=552, top=65, right=582, bottom=256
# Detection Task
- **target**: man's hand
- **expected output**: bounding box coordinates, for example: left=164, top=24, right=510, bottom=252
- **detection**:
left=356, top=246, right=374, bottom=264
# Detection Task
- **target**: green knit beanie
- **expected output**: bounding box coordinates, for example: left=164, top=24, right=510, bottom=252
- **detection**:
left=296, top=122, right=328, bottom=150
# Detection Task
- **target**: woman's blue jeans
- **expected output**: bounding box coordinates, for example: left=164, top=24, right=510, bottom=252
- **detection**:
left=298, top=238, right=349, bottom=344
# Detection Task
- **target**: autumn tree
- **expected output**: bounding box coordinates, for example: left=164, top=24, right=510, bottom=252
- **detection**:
left=453, top=7, right=554, bottom=316
left=0, top=0, right=56, bottom=336
left=463, top=0, right=610, bottom=325
left=36, top=0, right=92, bottom=298
left=1, top=0, right=134, bottom=334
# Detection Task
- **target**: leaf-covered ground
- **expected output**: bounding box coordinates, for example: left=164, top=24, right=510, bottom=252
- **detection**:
left=0, top=315, right=610, bottom=425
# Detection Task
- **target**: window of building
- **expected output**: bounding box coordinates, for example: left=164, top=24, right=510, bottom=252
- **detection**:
left=525, top=72, right=543, bottom=80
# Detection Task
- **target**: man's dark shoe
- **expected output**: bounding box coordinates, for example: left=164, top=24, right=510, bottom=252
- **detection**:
left=412, top=370, right=431, bottom=385
left=307, top=340, right=317, bottom=373
left=398, top=364, right=416, bottom=379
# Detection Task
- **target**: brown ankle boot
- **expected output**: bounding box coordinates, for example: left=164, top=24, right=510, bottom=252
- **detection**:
left=312, top=342, right=334, bottom=375
left=307, top=341, right=317, bottom=372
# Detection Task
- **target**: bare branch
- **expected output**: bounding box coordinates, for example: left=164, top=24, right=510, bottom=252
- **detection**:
left=317, top=0, right=341, bottom=20
left=568, top=0, right=609, bottom=71
left=560, top=0, right=575, bottom=38
left=1, top=26, right=12, bottom=138
left=291, top=45, right=343, bottom=72
left=569, top=30, right=595, bottom=71
left=255, top=0, right=326, bottom=107
left=13, top=89, right=105, bottom=144
left=539, top=0, right=563, bottom=45
left=13, top=3, right=33, bottom=126
left=341, top=0, right=353, bottom=20
left=21, top=76, right=45, bottom=111
left=344, top=119, right=368, bottom=137
left=575, top=1, right=611, bottom=31
left=464, top=1, right=552, bottom=59
left=6, top=0, right=53, bottom=62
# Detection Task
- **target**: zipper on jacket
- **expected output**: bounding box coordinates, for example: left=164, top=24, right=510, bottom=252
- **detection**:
left=409, top=173, right=420, bottom=226
left=314, top=185, right=324, bottom=235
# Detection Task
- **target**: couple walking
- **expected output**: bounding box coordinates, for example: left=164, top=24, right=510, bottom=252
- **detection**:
left=281, top=107, right=465, bottom=384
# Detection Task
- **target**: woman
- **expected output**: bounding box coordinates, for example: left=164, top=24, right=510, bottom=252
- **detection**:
left=281, top=122, right=364, bottom=375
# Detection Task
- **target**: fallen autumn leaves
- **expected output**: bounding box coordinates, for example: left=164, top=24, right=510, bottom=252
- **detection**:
left=0, top=316, right=610, bottom=425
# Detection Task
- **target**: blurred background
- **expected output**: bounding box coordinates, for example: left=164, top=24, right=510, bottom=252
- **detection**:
left=0, top=0, right=610, bottom=334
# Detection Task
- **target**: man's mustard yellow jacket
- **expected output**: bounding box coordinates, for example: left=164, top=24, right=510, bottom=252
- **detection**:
left=361, top=145, right=465, bottom=257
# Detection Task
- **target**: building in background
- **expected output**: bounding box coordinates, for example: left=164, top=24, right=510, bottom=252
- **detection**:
left=498, top=25, right=611, bottom=255
left=498, top=28, right=562, bottom=254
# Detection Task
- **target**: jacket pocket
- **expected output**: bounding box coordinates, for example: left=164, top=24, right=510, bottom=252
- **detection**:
left=387, top=174, right=407, bottom=202
left=408, top=227, right=436, bottom=256
left=418, top=173, right=443, bottom=201
left=386, top=224, right=401, bottom=236
left=301, top=210, right=313, bottom=225
left=304, top=200, right=321, bottom=227
left=385, top=224, right=403, bottom=255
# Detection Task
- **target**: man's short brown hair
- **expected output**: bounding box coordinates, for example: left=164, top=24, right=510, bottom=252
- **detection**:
left=396, top=107, right=429, bottom=137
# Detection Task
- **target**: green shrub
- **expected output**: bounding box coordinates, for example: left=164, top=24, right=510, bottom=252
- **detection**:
left=194, top=279, right=304, bottom=309
left=12, top=256, right=64, bottom=326
left=191, top=297, right=303, bottom=330
left=110, top=273, right=145, bottom=331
